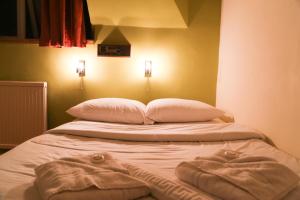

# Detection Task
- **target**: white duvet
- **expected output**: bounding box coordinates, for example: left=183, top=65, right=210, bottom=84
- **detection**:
left=0, top=120, right=299, bottom=200
left=45, top=120, right=267, bottom=142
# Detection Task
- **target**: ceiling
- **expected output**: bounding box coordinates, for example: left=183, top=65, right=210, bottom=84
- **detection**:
left=87, top=0, right=189, bottom=28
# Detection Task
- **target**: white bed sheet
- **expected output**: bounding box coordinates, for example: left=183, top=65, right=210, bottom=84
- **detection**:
left=0, top=121, right=299, bottom=200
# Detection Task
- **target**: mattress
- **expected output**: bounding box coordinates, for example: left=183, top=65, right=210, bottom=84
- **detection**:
left=0, top=120, right=299, bottom=200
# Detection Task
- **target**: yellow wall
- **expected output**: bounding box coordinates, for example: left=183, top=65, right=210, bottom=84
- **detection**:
left=217, top=0, right=300, bottom=158
left=0, top=0, right=221, bottom=128
left=87, top=0, right=188, bottom=28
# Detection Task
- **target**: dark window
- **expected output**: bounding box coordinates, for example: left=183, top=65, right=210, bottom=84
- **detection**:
left=83, top=0, right=93, bottom=40
left=0, top=0, right=18, bottom=37
left=26, top=0, right=40, bottom=39
left=0, top=0, right=93, bottom=41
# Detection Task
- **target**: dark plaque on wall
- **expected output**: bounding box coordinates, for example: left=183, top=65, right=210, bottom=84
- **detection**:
left=97, top=44, right=131, bottom=57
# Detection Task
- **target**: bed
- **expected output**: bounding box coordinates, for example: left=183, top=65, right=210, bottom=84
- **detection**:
left=1, top=98, right=300, bottom=200
left=0, top=119, right=300, bottom=200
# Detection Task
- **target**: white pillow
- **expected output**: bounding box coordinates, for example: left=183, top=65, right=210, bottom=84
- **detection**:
left=67, top=98, right=146, bottom=124
left=145, top=98, right=224, bottom=124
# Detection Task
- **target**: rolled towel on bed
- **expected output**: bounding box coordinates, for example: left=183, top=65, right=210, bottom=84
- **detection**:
left=175, top=150, right=300, bottom=200
left=35, top=153, right=150, bottom=200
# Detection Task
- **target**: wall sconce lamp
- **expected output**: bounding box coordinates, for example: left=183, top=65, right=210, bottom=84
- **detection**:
left=76, top=60, right=86, bottom=77
left=145, top=60, right=152, bottom=78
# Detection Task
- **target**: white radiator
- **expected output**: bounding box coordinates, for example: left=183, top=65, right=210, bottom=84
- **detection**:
left=0, top=81, right=47, bottom=149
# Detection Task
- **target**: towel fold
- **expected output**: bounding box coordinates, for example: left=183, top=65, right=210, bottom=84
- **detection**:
left=175, top=150, right=300, bottom=200
left=35, top=153, right=150, bottom=200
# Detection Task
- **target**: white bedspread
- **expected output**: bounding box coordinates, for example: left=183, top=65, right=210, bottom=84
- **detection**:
left=0, top=121, right=299, bottom=200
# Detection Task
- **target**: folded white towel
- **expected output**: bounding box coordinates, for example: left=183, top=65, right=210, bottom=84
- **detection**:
left=35, top=153, right=150, bottom=200
left=175, top=150, right=300, bottom=200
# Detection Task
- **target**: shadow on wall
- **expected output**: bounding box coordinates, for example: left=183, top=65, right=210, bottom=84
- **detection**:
left=189, top=0, right=205, bottom=25
left=101, top=28, right=130, bottom=45
left=174, top=0, right=205, bottom=26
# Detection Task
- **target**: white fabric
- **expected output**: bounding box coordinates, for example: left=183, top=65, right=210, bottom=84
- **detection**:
left=145, top=98, right=224, bottom=124
left=175, top=150, right=300, bottom=200
left=45, top=120, right=266, bottom=142
left=35, top=153, right=150, bottom=200
left=0, top=121, right=299, bottom=200
left=67, top=98, right=146, bottom=124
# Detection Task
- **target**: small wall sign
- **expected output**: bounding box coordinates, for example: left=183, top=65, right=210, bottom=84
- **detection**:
left=97, top=44, right=131, bottom=57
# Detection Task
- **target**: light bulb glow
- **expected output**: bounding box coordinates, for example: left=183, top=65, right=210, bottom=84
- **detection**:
left=76, top=60, right=86, bottom=77
left=145, top=60, right=152, bottom=77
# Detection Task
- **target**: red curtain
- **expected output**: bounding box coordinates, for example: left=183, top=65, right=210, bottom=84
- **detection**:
left=39, top=0, right=87, bottom=47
